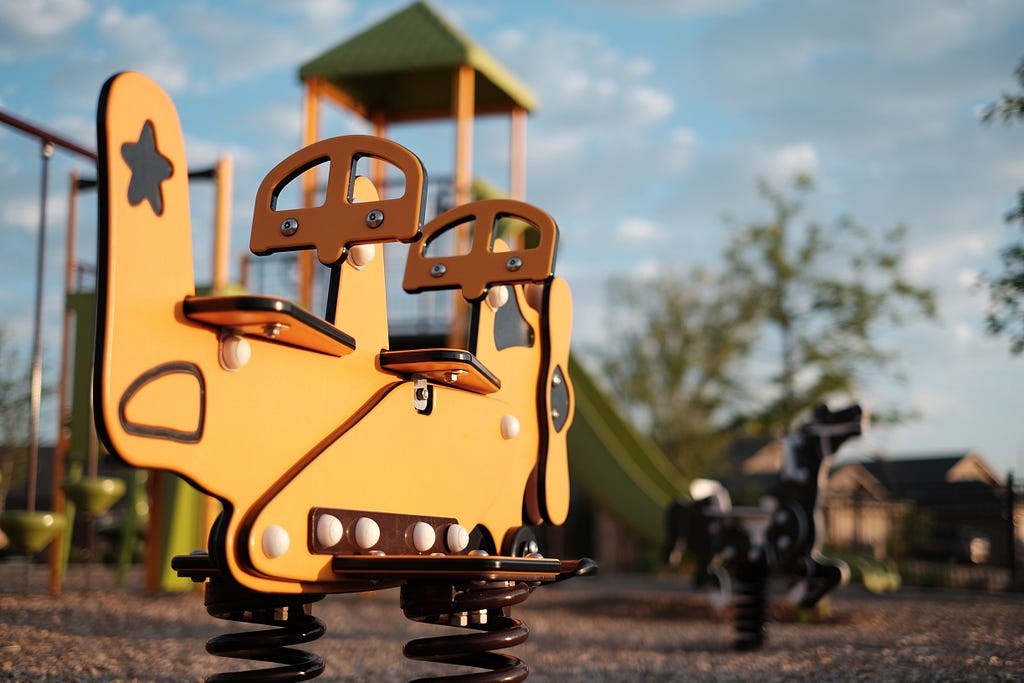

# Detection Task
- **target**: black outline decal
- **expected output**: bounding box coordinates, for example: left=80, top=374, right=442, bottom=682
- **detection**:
left=118, top=361, right=205, bottom=443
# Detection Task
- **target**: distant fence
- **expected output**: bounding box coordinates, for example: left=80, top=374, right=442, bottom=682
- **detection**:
left=899, top=559, right=1013, bottom=591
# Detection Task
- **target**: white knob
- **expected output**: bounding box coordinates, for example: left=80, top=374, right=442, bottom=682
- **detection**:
left=316, top=514, right=344, bottom=548
left=261, top=525, right=289, bottom=559
left=348, top=243, right=376, bottom=269
left=221, top=334, right=251, bottom=371
left=486, top=285, right=510, bottom=310
left=500, top=414, right=520, bottom=440
left=354, top=517, right=380, bottom=549
left=410, top=522, right=436, bottom=553
left=446, top=524, right=470, bottom=553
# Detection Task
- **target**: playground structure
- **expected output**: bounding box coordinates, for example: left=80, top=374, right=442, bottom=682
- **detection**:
left=664, top=403, right=864, bottom=650
left=0, top=105, right=234, bottom=595
left=0, top=4, right=877, bottom=678
left=94, top=69, right=593, bottom=680
left=59, top=158, right=233, bottom=594
left=1, top=0, right=680, bottom=604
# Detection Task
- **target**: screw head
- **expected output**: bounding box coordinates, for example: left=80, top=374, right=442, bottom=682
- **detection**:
left=505, top=256, right=523, bottom=272
left=365, top=209, right=384, bottom=228
left=280, top=217, right=299, bottom=236
left=431, top=263, right=447, bottom=278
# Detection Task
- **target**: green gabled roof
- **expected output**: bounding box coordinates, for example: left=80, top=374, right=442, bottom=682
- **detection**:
left=300, top=1, right=536, bottom=121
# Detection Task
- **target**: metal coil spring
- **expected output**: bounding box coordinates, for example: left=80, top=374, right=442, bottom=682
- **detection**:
left=400, top=579, right=534, bottom=682
left=203, top=577, right=327, bottom=682
left=732, top=563, right=769, bottom=652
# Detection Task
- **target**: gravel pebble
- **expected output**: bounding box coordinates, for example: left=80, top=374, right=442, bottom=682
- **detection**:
left=1, top=564, right=1022, bottom=681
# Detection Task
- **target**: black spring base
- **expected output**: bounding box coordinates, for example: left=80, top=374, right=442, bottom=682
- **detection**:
left=732, top=560, right=770, bottom=652
left=201, top=572, right=327, bottom=682
left=400, top=579, right=535, bottom=682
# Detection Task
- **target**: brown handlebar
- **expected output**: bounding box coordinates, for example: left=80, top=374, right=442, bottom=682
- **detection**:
left=403, top=199, right=559, bottom=302
left=250, top=135, right=427, bottom=266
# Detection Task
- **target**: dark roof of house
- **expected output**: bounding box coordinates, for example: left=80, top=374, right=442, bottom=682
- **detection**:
left=858, top=453, right=1005, bottom=506
left=860, top=454, right=964, bottom=485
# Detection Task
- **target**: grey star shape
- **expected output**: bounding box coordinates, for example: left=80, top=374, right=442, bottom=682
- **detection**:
left=121, top=120, right=173, bottom=215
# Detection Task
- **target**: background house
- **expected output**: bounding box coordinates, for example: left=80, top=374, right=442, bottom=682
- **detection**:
left=722, top=441, right=1021, bottom=567
left=828, top=453, right=1019, bottom=565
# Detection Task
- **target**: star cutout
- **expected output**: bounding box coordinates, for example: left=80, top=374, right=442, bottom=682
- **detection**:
left=121, top=120, right=173, bottom=216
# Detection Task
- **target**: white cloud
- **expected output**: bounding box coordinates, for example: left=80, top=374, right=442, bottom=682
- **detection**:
left=0, top=0, right=88, bottom=36
left=630, top=258, right=664, bottom=281
left=493, top=27, right=526, bottom=51
left=616, top=217, right=665, bottom=243
left=97, top=6, right=187, bottom=93
left=664, top=127, right=697, bottom=171
left=952, top=322, right=975, bottom=345
left=957, top=268, right=980, bottom=290
left=291, top=0, right=356, bottom=26
left=758, top=142, right=819, bottom=184
left=627, top=86, right=675, bottom=124
left=906, top=231, right=989, bottom=280
left=569, top=0, right=760, bottom=17
left=1, top=195, right=40, bottom=233
left=494, top=24, right=675, bottom=131
left=871, top=3, right=978, bottom=61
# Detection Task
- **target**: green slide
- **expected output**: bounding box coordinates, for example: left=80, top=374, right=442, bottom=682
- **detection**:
left=566, top=354, right=688, bottom=545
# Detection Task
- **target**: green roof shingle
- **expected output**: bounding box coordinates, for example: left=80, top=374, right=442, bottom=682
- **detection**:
left=299, top=1, right=535, bottom=120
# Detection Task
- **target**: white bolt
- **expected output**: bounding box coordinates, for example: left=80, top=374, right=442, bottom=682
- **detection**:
left=500, top=414, right=520, bottom=440
left=261, top=525, right=290, bottom=559
left=220, top=334, right=251, bottom=371
left=316, top=514, right=344, bottom=548
left=446, top=524, right=470, bottom=553
left=410, top=522, right=436, bottom=553
left=353, top=517, right=380, bottom=549
left=348, top=243, right=376, bottom=269
left=486, top=285, right=509, bottom=310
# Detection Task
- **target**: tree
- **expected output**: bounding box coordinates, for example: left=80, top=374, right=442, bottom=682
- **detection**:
left=0, top=329, right=32, bottom=515
left=600, top=267, right=759, bottom=479
left=723, top=176, right=936, bottom=434
left=981, top=57, right=1024, bottom=354
left=598, top=177, right=937, bottom=476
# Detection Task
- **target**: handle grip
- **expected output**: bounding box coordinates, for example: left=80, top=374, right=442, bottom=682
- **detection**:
left=250, top=135, right=427, bottom=265
left=403, top=199, right=559, bottom=301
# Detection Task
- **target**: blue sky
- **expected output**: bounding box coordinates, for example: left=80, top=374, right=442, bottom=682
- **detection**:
left=1, top=0, right=1023, bottom=476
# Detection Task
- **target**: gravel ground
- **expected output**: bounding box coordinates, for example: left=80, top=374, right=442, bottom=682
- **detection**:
left=1, top=563, right=1022, bottom=682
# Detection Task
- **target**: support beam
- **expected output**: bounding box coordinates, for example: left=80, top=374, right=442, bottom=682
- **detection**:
left=452, top=65, right=475, bottom=208
left=212, top=156, right=233, bottom=293
left=372, top=114, right=388, bottom=197
left=298, top=80, right=322, bottom=308
left=510, top=107, right=527, bottom=201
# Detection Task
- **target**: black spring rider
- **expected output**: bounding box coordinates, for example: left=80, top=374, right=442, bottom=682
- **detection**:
left=665, top=403, right=864, bottom=650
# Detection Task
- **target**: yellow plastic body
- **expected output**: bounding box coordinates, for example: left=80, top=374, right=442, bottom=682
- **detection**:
left=93, top=72, right=573, bottom=594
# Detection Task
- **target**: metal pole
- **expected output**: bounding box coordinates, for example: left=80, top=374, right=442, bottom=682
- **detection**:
left=27, top=141, right=54, bottom=513
left=1008, top=471, right=1016, bottom=589
left=0, top=109, right=96, bottom=161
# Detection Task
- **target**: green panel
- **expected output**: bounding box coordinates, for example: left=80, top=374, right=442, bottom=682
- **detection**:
left=566, top=354, right=688, bottom=545
left=157, top=475, right=206, bottom=591
left=66, top=292, right=96, bottom=462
